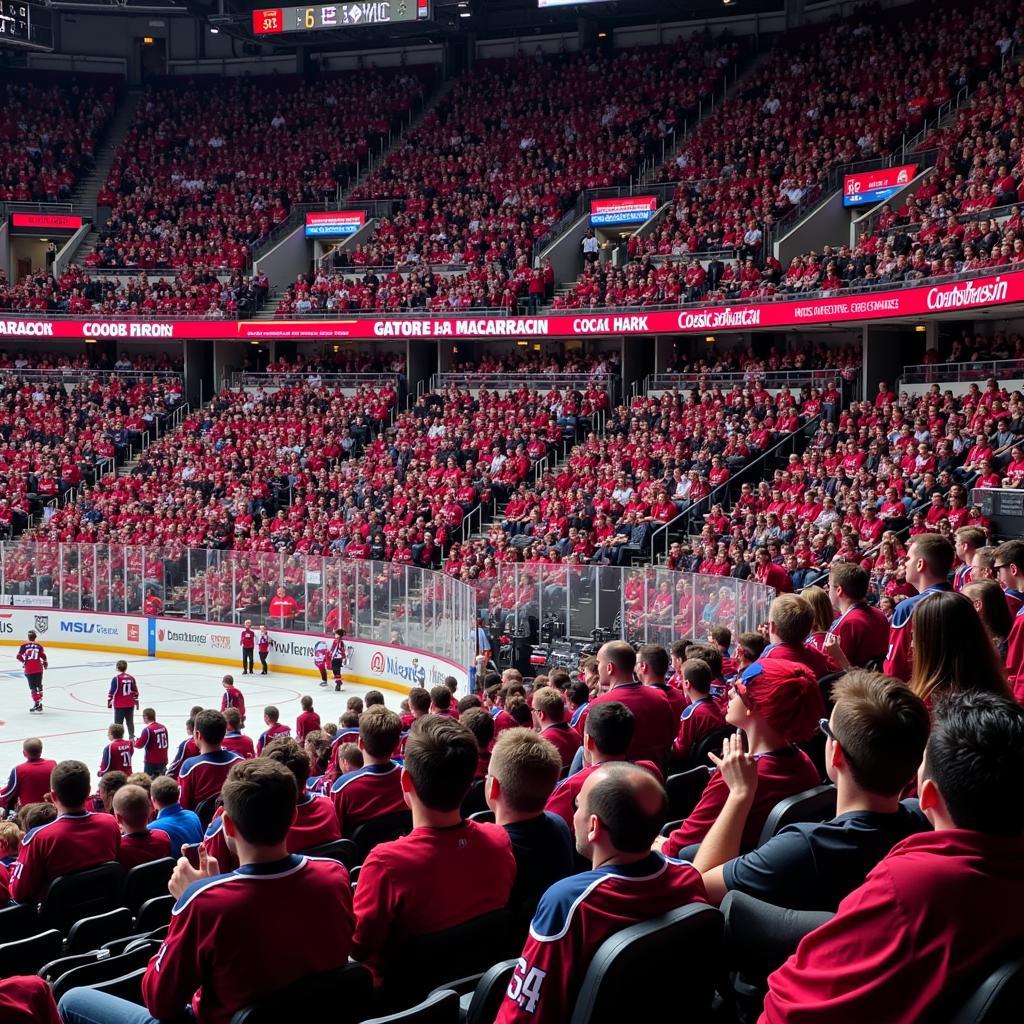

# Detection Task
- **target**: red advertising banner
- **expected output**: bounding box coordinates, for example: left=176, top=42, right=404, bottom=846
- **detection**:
left=843, top=163, right=917, bottom=206
left=590, top=196, right=659, bottom=227
left=10, top=213, right=83, bottom=231
left=0, top=269, right=1019, bottom=341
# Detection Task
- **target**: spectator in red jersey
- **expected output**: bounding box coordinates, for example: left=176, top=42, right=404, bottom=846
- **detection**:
left=220, top=674, right=246, bottom=725
left=636, top=644, right=686, bottom=720
left=761, top=691, right=1024, bottom=1023
left=59, top=758, right=355, bottom=1024
left=0, top=974, right=61, bottom=1024
left=268, top=586, right=298, bottom=624
left=10, top=759, right=120, bottom=905
left=995, top=541, right=1024, bottom=701
left=351, top=716, right=515, bottom=988
left=221, top=708, right=255, bottom=760
left=497, top=762, right=708, bottom=1024
left=587, top=641, right=677, bottom=768
left=531, top=688, right=581, bottom=769
left=257, top=705, right=291, bottom=755
left=671, top=659, right=726, bottom=763
left=463, top=708, right=496, bottom=779
left=696, top=672, right=929, bottom=910
left=331, top=705, right=405, bottom=837
left=953, top=525, right=987, bottom=592
left=177, top=710, right=243, bottom=811
left=135, top=708, right=169, bottom=778
left=485, top=727, right=574, bottom=925
left=823, top=563, right=890, bottom=668
left=99, top=723, right=134, bottom=777
left=754, top=547, right=794, bottom=594
left=295, top=695, right=321, bottom=742
left=657, top=659, right=822, bottom=858
left=113, top=784, right=171, bottom=870
left=760, top=594, right=834, bottom=678
left=0, top=737, right=56, bottom=811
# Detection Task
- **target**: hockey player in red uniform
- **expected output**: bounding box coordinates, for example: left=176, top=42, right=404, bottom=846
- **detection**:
left=328, top=628, right=347, bottom=692
left=16, top=629, right=47, bottom=713
left=257, top=625, right=271, bottom=675
left=107, top=660, right=140, bottom=740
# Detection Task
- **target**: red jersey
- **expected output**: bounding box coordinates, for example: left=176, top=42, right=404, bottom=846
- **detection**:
left=257, top=633, right=271, bottom=654
left=540, top=723, right=582, bottom=769
left=177, top=750, right=244, bottom=809
left=760, top=641, right=834, bottom=679
left=0, top=757, right=56, bottom=809
left=761, top=830, right=1024, bottom=1023
left=10, top=810, right=121, bottom=904
left=108, top=672, right=140, bottom=709
left=169, top=737, right=200, bottom=778
left=883, top=584, right=952, bottom=682
left=142, top=855, right=354, bottom=1024
left=100, top=739, right=134, bottom=776
left=220, top=686, right=246, bottom=721
left=118, top=829, right=172, bottom=870
left=0, top=975, right=61, bottom=1024
left=330, top=761, right=405, bottom=837
left=222, top=731, right=256, bottom=759
left=587, top=683, right=677, bottom=765
left=296, top=710, right=322, bottom=742
left=663, top=747, right=820, bottom=855
left=672, top=696, right=726, bottom=759
left=16, top=641, right=46, bottom=675
left=352, top=820, right=516, bottom=984
left=136, top=722, right=170, bottom=765
left=257, top=723, right=291, bottom=754
left=828, top=603, right=889, bottom=667
left=240, top=627, right=255, bottom=650
left=497, top=854, right=708, bottom=1024
left=1007, top=607, right=1024, bottom=703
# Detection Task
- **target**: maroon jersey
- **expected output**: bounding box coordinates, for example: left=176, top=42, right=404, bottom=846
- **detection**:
left=16, top=641, right=46, bottom=675
left=0, top=975, right=61, bottom=1024
left=296, top=710, right=322, bottom=742
left=0, top=757, right=56, bottom=809
left=118, top=829, right=172, bottom=870
left=545, top=760, right=663, bottom=832
left=177, top=750, right=244, bottom=809
left=828, top=604, right=890, bottom=668
left=883, top=584, right=952, bottom=683
left=136, top=722, right=170, bottom=765
left=240, top=627, right=255, bottom=650
left=222, top=731, right=256, bottom=759
left=168, top=738, right=200, bottom=778
left=587, top=683, right=677, bottom=764
left=330, top=762, right=405, bottom=837
left=142, top=855, right=354, bottom=1024
left=10, top=810, right=121, bottom=904
left=108, top=672, right=140, bottom=709
left=1007, top=607, right=1024, bottom=703
left=761, top=830, right=1024, bottom=1023
left=220, top=686, right=246, bottom=721
left=257, top=723, right=291, bottom=754
left=100, top=739, right=134, bottom=776
left=539, top=723, right=582, bottom=769
left=664, top=747, right=820, bottom=856
left=760, top=642, right=834, bottom=679
left=257, top=633, right=271, bottom=654
left=352, top=820, right=516, bottom=985
left=497, top=853, right=708, bottom=1023
left=672, top=696, right=726, bottom=760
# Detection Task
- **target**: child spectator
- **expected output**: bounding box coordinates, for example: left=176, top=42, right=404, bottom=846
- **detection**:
left=99, top=724, right=133, bottom=777
left=296, top=696, right=321, bottom=742
left=222, top=707, right=256, bottom=759
left=257, top=705, right=291, bottom=754
left=114, top=784, right=172, bottom=870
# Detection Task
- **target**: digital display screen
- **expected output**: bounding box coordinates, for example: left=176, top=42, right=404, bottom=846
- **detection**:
left=253, top=1, right=430, bottom=35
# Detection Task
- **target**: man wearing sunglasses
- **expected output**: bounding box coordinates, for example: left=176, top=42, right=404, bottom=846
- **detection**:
left=692, top=671, right=929, bottom=910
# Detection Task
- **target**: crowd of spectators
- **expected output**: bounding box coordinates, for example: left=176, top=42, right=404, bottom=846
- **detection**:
left=0, top=267, right=269, bottom=318
left=349, top=36, right=738, bottom=270
left=90, top=69, right=429, bottom=270
left=0, top=349, right=183, bottom=372
left=0, top=73, right=117, bottom=202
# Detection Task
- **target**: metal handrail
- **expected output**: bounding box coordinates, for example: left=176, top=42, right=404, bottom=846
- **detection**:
left=900, top=358, right=1024, bottom=386
left=647, top=368, right=852, bottom=391
left=0, top=367, right=182, bottom=384
left=228, top=371, right=402, bottom=389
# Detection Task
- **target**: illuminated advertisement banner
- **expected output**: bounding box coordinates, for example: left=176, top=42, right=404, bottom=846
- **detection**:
left=843, top=163, right=917, bottom=206
left=10, top=213, right=83, bottom=232
left=590, top=196, right=658, bottom=227
left=304, top=210, right=367, bottom=237
left=0, top=269, right=1020, bottom=340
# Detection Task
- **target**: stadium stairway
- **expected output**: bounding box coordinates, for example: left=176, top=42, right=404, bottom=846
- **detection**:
left=68, top=87, right=146, bottom=266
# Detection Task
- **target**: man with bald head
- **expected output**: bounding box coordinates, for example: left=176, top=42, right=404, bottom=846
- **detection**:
left=584, top=641, right=677, bottom=768
left=496, top=762, right=708, bottom=1023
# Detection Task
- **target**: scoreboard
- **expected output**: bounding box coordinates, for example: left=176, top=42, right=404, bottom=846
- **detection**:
left=0, top=1, right=31, bottom=43
left=253, top=1, right=430, bottom=35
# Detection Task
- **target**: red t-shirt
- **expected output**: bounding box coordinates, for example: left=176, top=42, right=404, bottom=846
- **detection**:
left=0, top=757, right=57, bottom=809
left=540, top=723, right=582, bottom=769
left=829, top=604, right=889, bottom=667
left=222, top=732, right=256, bottom=759
left=0, top=975, right=61, bottom=1024
left=761, top=830, right=1024, bottom=1023
left=664, top=747, right=820, bottom=855
left=118, top=829, right=172, bottom=870
left=295, top=710, right=322, bottom=742
left=588, top=683, right=677, bottom=765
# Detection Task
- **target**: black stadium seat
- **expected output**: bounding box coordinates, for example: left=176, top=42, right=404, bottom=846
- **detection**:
left=685, top=726, right=735, bottom=771
left=136, top=894, right=174, bottom=932
left=350, top=810, right=413, bottom=862
left=229, top=962, right=373, bottom=1024
left=665, top=766, right=711, bottom=821
left=0, top=928, right=63, bottom=976
left=359, top=989, right=460, bottom=1024
left=49, top=941, right=162, bottom=1003
left=122, top=857, right=176, bottom=913
left=948, top=948, right=1024, bottom=1023
left=757, top=784, right=838, bottom=846
left=86, top=966, right=148, bottom=1005
left=39, top=862, right=125, bottom=933
left=463, top=959, right=518, bottom=1024
left=0, top=902, right=38, bottom=943
left=67, top=906, right=134, bottom=954
left=460, top=779, right=487, bottom=818
left=568, top=903, right=723, bottom=1023
left=300, top=838, right=359, bottom=869
left=194, top=795, right=221, bottom=829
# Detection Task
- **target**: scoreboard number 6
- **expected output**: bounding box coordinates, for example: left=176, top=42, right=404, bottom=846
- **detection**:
left=507, top=958, right=547, bottom=1014
left=305, top=6, right=315, bottom=27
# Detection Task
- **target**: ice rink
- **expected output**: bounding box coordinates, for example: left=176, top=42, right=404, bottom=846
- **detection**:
left=0, top=648, right=404, bottom=775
